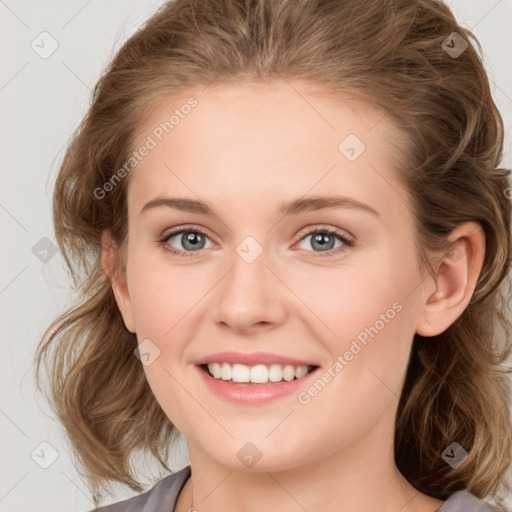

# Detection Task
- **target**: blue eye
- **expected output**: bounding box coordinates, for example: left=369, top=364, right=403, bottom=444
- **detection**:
left=295, top=228, right=354, bottom=257
left=158, top=226, right=354, bottom=258
left=159, top=227, right=214, bottom=257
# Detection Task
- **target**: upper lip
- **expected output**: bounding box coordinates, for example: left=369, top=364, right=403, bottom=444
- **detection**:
left=195, top=351, right=318, bottom=367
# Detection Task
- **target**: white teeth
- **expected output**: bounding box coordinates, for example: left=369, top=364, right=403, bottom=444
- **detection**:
left=206, top=362, right=312, bottom=383
left=283, top=365, right=295, bottom=381
left=210, top=362, right=222, bottom=378
left=250, top=364, right=269, bottom=383
left=232, top=363, right=250, bottom=383
left=268, top=364, right=283, bottom=382
left=295, top=366, right=308, bottom=378
left=221, top=362, right=232, bottom=380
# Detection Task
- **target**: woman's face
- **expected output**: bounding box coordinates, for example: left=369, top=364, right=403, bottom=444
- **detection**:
left=113, top=80, right=433, bottom=471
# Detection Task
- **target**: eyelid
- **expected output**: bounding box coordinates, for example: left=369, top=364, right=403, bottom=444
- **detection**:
left=159, top=223, right=354, bottom=243
left=158, top=223, right=355, bottom=257
left=291, top=225, right=354, bottom=258
left=160, top=224, right=214, bottom=240
left=159, top=224, right=217, bottom=253
left=294, top=223, right=354, bottom=243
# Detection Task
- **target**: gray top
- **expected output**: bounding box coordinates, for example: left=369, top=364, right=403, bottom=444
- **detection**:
left=91, top=465, right=502, bottom=511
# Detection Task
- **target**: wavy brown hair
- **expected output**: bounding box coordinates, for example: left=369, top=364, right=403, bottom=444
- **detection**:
left=33, top=0, right=512, bottom=508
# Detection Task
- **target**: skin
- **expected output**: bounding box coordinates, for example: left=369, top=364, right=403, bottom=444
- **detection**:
left=102, top=79, right=485, bottom=512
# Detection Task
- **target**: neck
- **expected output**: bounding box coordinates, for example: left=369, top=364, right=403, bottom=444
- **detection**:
left=175, top=413, right=443, bottom=512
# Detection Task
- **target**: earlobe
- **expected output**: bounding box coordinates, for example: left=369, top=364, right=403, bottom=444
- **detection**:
left=101, top=230, right=137, bottom=333
left=415, top=222, right=485, bottom=337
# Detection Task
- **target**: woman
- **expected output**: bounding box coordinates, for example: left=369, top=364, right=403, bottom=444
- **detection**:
left=34, top=0, right=512, bottom=510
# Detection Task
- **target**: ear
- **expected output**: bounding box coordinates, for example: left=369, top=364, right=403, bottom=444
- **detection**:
left=415, top=221, right=486, bottom=337
left=101, top=230, right=136, bottom=333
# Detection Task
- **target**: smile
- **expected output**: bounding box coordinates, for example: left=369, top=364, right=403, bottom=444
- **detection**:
left=203, top=362, right=315, bottom=384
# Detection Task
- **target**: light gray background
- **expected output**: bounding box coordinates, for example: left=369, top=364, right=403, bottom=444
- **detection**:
left=1, top=1, right=511, bottom=511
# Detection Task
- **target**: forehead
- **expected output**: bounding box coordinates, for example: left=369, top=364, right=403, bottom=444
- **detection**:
left=132, top=79, right=408, bottom=162
left=127, top=80, right=412, bottom=220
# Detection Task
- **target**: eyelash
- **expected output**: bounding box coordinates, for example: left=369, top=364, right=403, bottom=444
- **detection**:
left=158, top=225, right=354, bottom=259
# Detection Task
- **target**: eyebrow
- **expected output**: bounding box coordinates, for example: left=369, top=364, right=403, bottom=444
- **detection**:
left=140, top=195, right=380, bottom=218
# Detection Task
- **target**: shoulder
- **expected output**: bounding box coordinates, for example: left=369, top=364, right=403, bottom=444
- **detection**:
left=88, top=465, right=191, bottom=512
left=437, top=490, right=504, bottom=512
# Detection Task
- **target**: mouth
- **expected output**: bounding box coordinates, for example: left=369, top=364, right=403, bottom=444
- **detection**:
left=199, top=362, right=319, bottom=385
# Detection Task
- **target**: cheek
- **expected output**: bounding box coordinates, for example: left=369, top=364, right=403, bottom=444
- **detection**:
left=129, top=265, right=197, bottom=429
left=128, top=253, right=208, bottom=338
left=291, top=252, right=411, bottom=347
left=296, top=246, right=418, bottom=399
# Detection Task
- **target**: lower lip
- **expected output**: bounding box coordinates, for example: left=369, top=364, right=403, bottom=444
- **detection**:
left=196, top=365, right=319, bottom=404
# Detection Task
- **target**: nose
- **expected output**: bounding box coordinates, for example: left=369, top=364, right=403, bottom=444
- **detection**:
left=213, top=242, right=287, bottom=335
